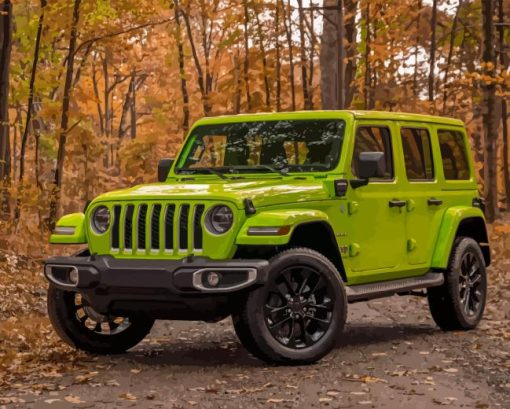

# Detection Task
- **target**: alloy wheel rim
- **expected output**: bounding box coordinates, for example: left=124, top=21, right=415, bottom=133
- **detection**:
left=264, top=265, right=334, bottom=349
left=73, top=293, right=131, bottom=335
left=458, top=251, right=483, bottom=317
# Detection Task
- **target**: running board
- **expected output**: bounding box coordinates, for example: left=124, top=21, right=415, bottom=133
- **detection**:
left=345, top=272, right=444, bottom=303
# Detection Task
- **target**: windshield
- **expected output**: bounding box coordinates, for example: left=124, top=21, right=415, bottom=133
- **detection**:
left=176, top=119, right=345, bottom=174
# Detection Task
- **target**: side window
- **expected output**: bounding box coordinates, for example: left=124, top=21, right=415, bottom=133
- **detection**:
left=400, top=128, right=434, bottom=181
left=438, top=130, right=470, bottom=180
left=352, top=126, right=393, bottom=179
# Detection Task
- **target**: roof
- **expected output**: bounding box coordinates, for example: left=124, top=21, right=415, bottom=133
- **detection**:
left=193, top=110, right=465, bottom=127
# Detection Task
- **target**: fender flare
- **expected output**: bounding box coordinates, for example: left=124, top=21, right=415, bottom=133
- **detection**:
left=235, top=209, right=331, bottom=246
left=431, top=206, right=488, bottom=269
left=50, top=213, right=87, bottom=244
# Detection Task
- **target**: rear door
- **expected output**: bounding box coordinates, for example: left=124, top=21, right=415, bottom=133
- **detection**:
left=398, top=123, right=444, bottom=266
left=345, top=120, right=408, bottom=283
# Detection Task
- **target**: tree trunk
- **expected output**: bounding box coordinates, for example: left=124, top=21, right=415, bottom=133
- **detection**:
left=296, top=0, right=311, bottom=109
left=181, top=4, right=212, bottom=116
left=254, top=7, right=271, bottom=110
left=481, top=0, right=499, bottom=221
left=130, top=71, right=137, bottom=140
left=413, top=1, right=422, bottom=98
left=320, top=0, right=337, bottom=109
left=0, top=0, right=12, bottom=186
left=363, top=2, right=371, bottom=109
left=92, top=54, right=105, bottom=135
left=118, top=73, right=134, bottom=138
left=337, top=0, right=345, bottom=109
left=498, top=0, right=510, bottom=208
left=49, top=0, right=81, bottom=227
left=307, top=3, right=315, bottom=108
left=19, top=0, right=46, bottom=185
left=275, top=1, right=282, bottom=112
left=442, top=0, right=462, bottom=114
left=343, top=0, right=357, bottom=108
left=233, top=48, right=242, bottom=114
left=174, top=0, right=189, bottom=132
left=242, top=0, right=251, bottom=111
left=428, top=0, right=438, bottom=103
left=282, top=0, right=296, bottom=111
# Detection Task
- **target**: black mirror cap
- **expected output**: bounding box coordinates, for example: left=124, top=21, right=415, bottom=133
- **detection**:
left=358, top=152, right=386, bottom=180
left=158, top=158, right=174, bottom=182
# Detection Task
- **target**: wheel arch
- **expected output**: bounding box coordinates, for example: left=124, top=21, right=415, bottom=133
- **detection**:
left=431, top=207, right=490, bottom=268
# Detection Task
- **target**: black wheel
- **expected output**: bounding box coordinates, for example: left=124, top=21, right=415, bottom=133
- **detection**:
left=427, top=237, right=487, bottom=331
left=233, top=248, right=347, bottom=364
left=47, top=285, right=154, bottom=354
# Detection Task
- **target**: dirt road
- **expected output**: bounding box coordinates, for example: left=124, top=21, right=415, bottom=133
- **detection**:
left=2, top=292, right=509, bottom=409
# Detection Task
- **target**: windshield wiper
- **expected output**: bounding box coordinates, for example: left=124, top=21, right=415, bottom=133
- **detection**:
left=230, top=165, right=289, bottom=177
left=189, top=167, right=228, bottom=180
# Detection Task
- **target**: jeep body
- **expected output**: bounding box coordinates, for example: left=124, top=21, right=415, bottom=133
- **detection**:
left=45, top=111, right=490, bottom=364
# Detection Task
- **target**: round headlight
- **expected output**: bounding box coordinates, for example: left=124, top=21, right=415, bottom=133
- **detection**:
left=91, top=206, right=111, bottom=234
left=205, top=205, right=234, bottom=235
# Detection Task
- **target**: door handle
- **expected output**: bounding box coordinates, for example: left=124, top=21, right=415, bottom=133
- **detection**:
left=427, top=198, right=443, bottom=206
left=389, top=199, right=407, bottom=208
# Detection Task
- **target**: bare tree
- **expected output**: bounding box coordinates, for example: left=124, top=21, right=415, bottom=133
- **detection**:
left=498, top=0, right=510, bottom=208
left=481, top=0, right=499, bottom=221
left=242, top=0, right=251, bottom=111
left=49, top=0, right=82, bottom=227
left=282, top=0, right=296, bottom=110
left=0, top=0, right=12, bottom=186
left=428, top=0, right=438, bottom=103
left=174, top=0, right=190, bottom=132
left=320, top=0, right=338, bottom=109
left=297, top=0, right=312, bottom=109
left=19, top=0, right=47, bottom=186
left=442, top=0, right=463, bottom=114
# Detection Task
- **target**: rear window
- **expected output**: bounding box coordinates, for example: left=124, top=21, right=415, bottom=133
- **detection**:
left=400, top=128, right=434, bottom=181
left=438, top=130, right=470, bottom=180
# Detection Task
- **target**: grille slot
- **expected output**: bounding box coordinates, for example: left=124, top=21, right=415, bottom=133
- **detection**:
left=137, top=205, right=148, bottom=250
left=164, top=204, right=175, bottom=251
left=179, top=205, right=190, bottom=250
left=193, top=205, right=205, bottom=250
left=124, top=205, right=134, bottom=250
left=108, top=202, right=206, bottom=255
left=151, top=204, right=162, bottom=250
left=112, top=205, right=121, bottom=249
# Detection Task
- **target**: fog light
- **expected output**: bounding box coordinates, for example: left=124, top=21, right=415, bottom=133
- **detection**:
left=68, top=268, right=79, bottom=285
left=206, top=271, right=221, bottom=287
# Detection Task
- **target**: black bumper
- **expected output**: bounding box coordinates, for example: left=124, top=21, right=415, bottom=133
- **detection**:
left=44, top=255, right=269, bottom=319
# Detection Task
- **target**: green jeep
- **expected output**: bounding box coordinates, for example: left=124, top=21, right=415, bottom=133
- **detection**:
left=45, top=111, right=490, bottom=364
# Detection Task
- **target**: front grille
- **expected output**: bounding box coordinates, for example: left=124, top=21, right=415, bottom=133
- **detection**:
left=110, top=203, right=205, bottom=254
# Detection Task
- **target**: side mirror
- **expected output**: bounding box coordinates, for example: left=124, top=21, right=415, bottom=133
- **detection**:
left=158, top=158, right=174, bottom=182
left=351, top=152, right=386, bottom=188
left=358, top=152, right=386, bottom=179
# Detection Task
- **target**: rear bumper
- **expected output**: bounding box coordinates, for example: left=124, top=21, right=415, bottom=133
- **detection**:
left=44, top=255, right=269, bottom=318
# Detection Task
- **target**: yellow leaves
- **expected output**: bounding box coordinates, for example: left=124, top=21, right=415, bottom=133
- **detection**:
left=119, top=393, right=137, bottom=401
left=64, top=395, right=86, bottom=404
left=74, top=371, right=98, bottom=384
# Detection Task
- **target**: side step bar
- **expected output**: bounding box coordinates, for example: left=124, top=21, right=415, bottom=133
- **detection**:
left=345, top=272, right=444, bottom=303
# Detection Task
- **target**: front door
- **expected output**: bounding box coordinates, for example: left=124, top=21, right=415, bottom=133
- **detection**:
left=345, top=122, right=408, bottom=283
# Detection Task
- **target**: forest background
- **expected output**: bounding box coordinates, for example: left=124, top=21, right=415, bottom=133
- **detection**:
left=0, top=0, right=509, bottom=253
left=0, top=0, right=510, bottom=391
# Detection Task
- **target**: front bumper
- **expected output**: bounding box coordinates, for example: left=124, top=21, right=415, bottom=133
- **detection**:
left=44, top=255, right=269, bottom=319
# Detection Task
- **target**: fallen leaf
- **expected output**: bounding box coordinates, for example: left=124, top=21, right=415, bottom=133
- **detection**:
left=64, top=395, right=85, bottom=404
left=119, top=393, right=137, bottom=401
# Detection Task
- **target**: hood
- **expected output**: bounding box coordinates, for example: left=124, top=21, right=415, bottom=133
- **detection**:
left=93, top=178, right=330, bottom=209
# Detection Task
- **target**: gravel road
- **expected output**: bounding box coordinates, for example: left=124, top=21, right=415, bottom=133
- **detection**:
left=3, top=294, right=509, bottom=409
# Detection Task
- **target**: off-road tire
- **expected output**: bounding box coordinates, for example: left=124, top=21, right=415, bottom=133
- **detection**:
left=427, top=237, right=487, bottom=331
left=47, top=285, right=154, bottom=354
left=233, top=248, right=347, bottom=364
